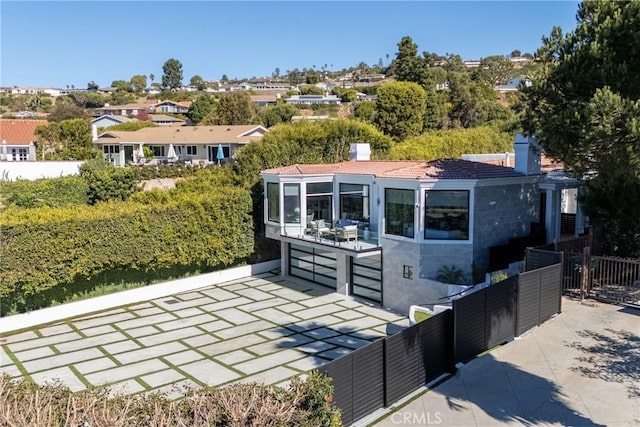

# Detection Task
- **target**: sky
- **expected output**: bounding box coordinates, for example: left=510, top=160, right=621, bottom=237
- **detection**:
left=1, top=1, right=581, bottom=88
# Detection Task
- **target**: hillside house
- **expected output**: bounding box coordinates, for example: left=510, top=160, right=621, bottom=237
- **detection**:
left=261, top=136, right=581, bottom=313
left=94, top=124, right=267, bottom=166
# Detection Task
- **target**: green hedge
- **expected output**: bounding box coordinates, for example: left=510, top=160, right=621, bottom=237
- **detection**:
left=0, top=186, right=254, bottom=315
left=388, top=126, right=513, bottom=160
left=0, top=176, right=88, bottom=209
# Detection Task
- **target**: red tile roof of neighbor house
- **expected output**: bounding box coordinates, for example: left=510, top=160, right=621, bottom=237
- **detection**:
left=263, top=159, right=525, bottom=180
left=0, top=119, right=48, bottom=145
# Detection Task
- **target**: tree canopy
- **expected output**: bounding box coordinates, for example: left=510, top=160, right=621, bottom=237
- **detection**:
left=374, top=81, right=426, bottom=141
left=162, top=58, right=184, bottom=90
left=234, top=119, right=393, bottom=185
left=521, top=0, right=640, bottom=256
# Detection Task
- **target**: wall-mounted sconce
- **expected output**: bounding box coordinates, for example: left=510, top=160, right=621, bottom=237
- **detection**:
left=377, top=197, right=380, bottom=205
left=489, top=201, right=497, bottom=207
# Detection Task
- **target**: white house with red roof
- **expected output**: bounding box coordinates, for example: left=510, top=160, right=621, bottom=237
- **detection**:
left=0, top=119, right=47, bottom=161
left=260, top=138, right=572, bottom=313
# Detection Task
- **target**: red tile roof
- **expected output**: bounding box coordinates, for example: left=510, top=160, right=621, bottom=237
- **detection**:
left=0, top=119, right=48, bottom=145
left=263, top=159, right=525, bottom=180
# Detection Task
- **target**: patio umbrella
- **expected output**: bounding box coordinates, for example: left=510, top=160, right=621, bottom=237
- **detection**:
left=216, top=144, right=225, bottom=165
left=167, top=143, right=178, bottom=162
left=136, top=144, right=145, bottom=163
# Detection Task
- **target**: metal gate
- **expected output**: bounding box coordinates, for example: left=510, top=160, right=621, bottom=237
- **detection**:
left=289, top=243, right=337, bottom=289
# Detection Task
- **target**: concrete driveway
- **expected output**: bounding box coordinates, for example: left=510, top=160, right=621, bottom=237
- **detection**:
left=371, top=298, right=640, bottom=426
left=0, top=272, right=407, bottom=398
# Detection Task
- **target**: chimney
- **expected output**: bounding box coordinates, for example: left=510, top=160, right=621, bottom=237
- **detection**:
left=349, top=143, right=371, bottom=161
left=514, top=134, right=540, bottom=175
left=91, top=124, right=98, bottom=142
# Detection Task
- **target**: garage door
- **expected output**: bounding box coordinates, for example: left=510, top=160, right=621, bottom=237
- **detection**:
left=289, top=243, right=337, bottom=289
left=351, top=254, right=382, bottom=303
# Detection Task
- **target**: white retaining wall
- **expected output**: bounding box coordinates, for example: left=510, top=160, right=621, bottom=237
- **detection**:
left=0, top=161, right=83, bottom=181
left=0, top=260, right=280, bottom=334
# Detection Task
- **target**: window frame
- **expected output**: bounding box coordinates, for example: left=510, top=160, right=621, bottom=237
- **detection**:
left=384, top=188, right=415, bottom=238
left=424, top=189, right=470, bottom=241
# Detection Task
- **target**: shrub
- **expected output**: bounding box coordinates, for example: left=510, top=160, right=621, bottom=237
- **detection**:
left=79, top=158, right=138, bottom=204
left=0, top=175, right=88, bottom=209
left=389, top=126, right=513, bottom=160
left=436, top=265, right=466, bottom=284
left=0, top=371, right=341, bottom=426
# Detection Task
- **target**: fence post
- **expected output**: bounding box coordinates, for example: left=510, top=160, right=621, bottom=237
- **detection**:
left=580, top=246, right=591, bottom=300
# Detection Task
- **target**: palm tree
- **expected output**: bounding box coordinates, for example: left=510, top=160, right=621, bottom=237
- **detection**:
left=149, top=73, right=155, bottom=85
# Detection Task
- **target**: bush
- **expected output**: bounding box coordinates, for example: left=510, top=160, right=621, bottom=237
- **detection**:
left=79, top=159, right=138, bottom=204
left=0, top=371, right=341, bottom=426
left=0, top=176, right=88, bottom=209
left=389, top=126, right=513, bottom=160
left=0, top=184, right=253, bottom=314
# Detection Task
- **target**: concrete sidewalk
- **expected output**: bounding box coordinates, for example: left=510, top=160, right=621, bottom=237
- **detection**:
left=372, top=298, right=640, bottom=426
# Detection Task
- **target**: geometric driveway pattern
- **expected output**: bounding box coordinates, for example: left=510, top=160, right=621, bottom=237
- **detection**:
left=0, top=272, right=407, bottom=398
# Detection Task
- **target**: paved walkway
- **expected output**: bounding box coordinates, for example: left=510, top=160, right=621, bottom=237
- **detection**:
left=0, top=272, right=407, bottom=398
left=372, top=298, right=640, bottom=427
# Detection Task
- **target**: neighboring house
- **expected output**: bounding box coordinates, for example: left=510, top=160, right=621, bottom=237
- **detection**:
left=91, top=115, right=132, bottom=129
left=6, top=86, right=63, bottom=97
left=355, top=92, right=377, bottom=101
left=97, top=103, right=152, bottom=116
left=94, top=124, right=267, bottom=166
left=152, top=100, right=191, bottom=114
left=285, top=95, right=341, bottom=105
left=143, top=86, right=162, bottom=95
left=0, top=119, right=47, bottom=161
left=494, top=76, right=532, bottom=93
left=252, top=82, right=291, bottom=90
left=149, top=114, right=186, bottom=126
left=15, top=111, right=37, bottom=119
left=464, top=60, right=481, bottom=68
left=260, top=137, right=576, bottom=313
left=250, top=94, right=279, bottom=107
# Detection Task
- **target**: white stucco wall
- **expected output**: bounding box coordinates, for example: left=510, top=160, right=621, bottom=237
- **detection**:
left=0, top=161, right=83, bottom=181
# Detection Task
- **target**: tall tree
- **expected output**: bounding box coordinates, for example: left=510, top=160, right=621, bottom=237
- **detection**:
left=374, top=81, right=426, bottom=141
left=390, top=36, right=426, bottom=84
left=476, top=55, right=514, bottom=85
left=204, top=91, right=255, bottom=125
left=521, top=0, right=640, bottom=256
left=188, top=94, right=215, bottom=124
left=161, top=58, right=184, bottom=90
left=149, top=73, right=155, bottom=84
left=129, top=74, right=147, bottom=93
left=189, top=75, right=207, bottom=90
left=48, top=103, right=88, bottom=122
left=111, top=80, right=133, bottom=92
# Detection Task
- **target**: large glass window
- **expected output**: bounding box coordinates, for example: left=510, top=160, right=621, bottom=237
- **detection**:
left=425, top=190, right=470, bottom=240
left=284, top=183, right=301, bottom=224
left=339, top=184, right=370, bottom=221
left=385, top=188, right=415, bottom=237
left=306, top=182, right=332, bottom=224
left=267, top=182, right=280, bottom=222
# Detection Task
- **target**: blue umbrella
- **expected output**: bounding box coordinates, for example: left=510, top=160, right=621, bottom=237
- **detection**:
left=216, top=144, right=224, bottom=165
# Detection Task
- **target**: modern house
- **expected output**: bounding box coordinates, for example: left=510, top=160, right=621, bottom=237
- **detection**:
left=94, top=124, right=267, bottom=166
left=260, top=137, right=583, bottom=313
left=0, top=119, right=46, bottom=161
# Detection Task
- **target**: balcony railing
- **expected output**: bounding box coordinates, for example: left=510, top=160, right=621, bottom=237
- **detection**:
left=279, top=224, right=381, bottom=252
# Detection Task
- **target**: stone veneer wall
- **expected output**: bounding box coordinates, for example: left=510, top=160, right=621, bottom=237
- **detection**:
left=472, top=182, right=539, bottom=272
